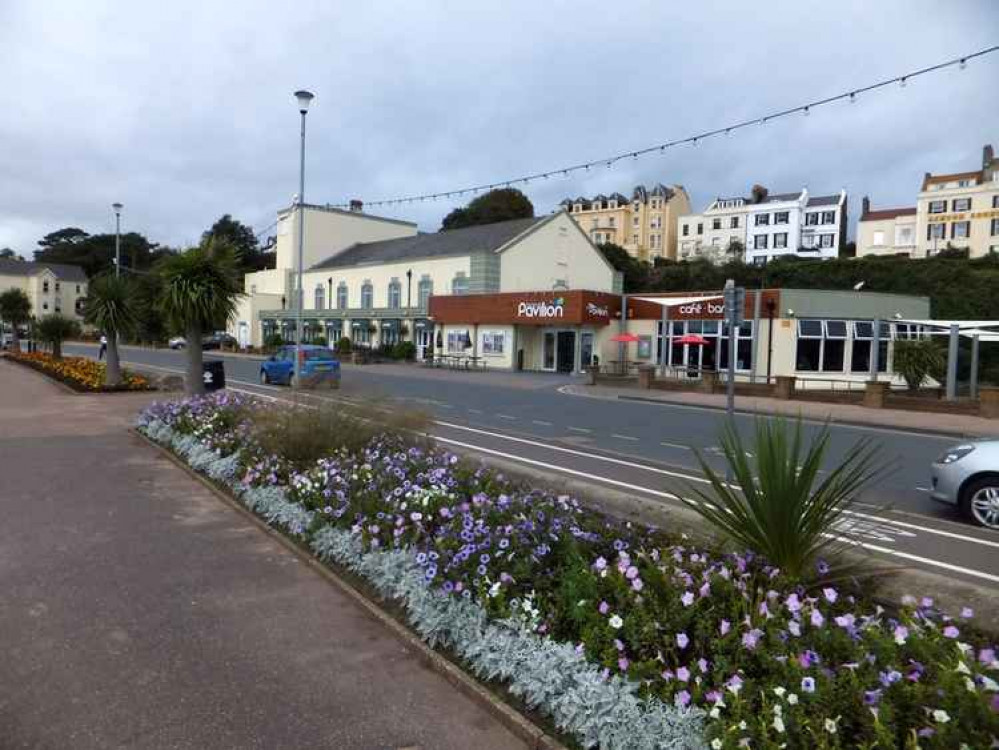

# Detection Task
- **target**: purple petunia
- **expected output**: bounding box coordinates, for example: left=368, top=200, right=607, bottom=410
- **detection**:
left=676, top=632, right=689, bottom=649
left=681, top=591, right=695, bottom=607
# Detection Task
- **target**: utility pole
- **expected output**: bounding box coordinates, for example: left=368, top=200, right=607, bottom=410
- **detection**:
left=292, top=90, right=314, bottom=387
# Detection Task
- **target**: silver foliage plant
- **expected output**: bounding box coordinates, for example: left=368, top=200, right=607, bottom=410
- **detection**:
left=139, top=420, right=705, bottom=750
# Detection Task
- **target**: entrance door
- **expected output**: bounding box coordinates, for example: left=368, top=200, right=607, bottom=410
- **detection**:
left=543, top=332, right=556, bottom=370
left=417, top=328, right=432, bottom=360
left=556, top=331, right=576, bottom=373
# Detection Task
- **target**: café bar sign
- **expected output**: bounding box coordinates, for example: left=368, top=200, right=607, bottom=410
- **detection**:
left=517, top=297, right=565, bottom=319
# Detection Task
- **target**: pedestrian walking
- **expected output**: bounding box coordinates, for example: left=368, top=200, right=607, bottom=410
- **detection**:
left=98, top=334, right=107, bottom=361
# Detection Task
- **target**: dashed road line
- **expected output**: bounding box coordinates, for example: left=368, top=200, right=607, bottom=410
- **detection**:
left=496, top=414, right=517, bottom=421
left=531, top=419, right=553, bottom=426
left=567, top=426, right=591, bottom=433
left=660, top=441, right=691, bottom=451
left=612, top=434, right=639, bottom=442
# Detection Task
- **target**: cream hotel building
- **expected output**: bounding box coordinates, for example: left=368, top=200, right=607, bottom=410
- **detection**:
left=859, top=143, right=999, bottom=258
left=559, top=183, right=691, bottom=261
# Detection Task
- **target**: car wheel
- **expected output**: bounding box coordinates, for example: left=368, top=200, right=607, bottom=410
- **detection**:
left=260, top=369, right=269, bottom=385
left=962, top=477, right=999, bottom=530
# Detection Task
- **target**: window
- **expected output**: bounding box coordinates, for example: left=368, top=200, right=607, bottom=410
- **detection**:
left=417, top=277, right=432, bottom=308
left=873, top=230, right=885, bottom=246
left=608, top=217, right=616, bottom=228
left=805, top=213, right=820, bottom=226
left=481, top=331, right=505, bottom=355
left=994, top=195, right=999, bottom=209
left=314, top=285, right=325, bottom=310
left=754, top=235, right=769, bottom=250
left=795, top=319, right=846, bottom=372
left=819, top=234, right=834, bottom=248
left=755, top=213, right=770, bottom=226
left=336, top=282, right=348, bottom=309
left=774, top=211, right=789, bottom=225
left=42, top=280, right=49, bottom=293
left=451, top=273, right=469, bottom=295
left=447, top=330, right=470, bottom=353
left=712, top=218, right=721, bottom=230
left=388, top=279, right=402, bottom=307
left=608, top=200, right=617, bottom=209
left=633, top=233, right=639, bottom=243
left=360, top=281, right=373, bottom=309
left=952, top=221, right=970, bottom=239
left=633, top=215, right=639, bottom=227
left=711, top=237, right=721, bottom=248
left=896, top=226, right=914, bottom=246
left=696, top=223, right=703, bottom=235
left=928, top=200, right=946, bottom=214
left=822, top=211, right=836, bottom=224
left=590, top=218, right=598, bottom=229
left=927, top=223, right=946, bottom=240
left=730, top=216, right=739, bottom=229
left=682, top=224, right=689, bottom=236
left=991, top=218, right=999, bottom=236
left=850, top=321, right=888, bottom=373
left=650, top=217, right=661, bottom=229
left=952, top=198, right=971, bottom=212
left=823, top=320, right=847, bottom=371
left=76, top=284, right=81, bottom=293
left=55, top=282, right=61, bottom=292
left=774, top=233, right=788, bottom=249
left=43, top=303, right=49, bottom=310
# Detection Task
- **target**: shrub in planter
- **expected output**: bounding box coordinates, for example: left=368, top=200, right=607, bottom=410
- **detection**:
left=336, top=336, right=352, bottom=354
left=263, top=332, right=284, bottom=349
left=893, top=339, right=946, bottom=391
left=393, top=341, right=416, bottom=360
left=311, top=335, right=328, bottom=347
left=35, top=314, right=81, bottom=359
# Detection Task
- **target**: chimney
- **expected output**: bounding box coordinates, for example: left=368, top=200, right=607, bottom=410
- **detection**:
left=349, top=199, right=364, bottom=213
left=984, top=144, right=995, bottom=168
left=861, top=196, right=870, bottom=217
left=750, top=184, right=768, bottom=204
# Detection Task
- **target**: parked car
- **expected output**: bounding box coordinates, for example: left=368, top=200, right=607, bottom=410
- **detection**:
left=930, top=439, right=999, bottom=529
left=202, top=333, right=237, bottom=350
left=259, top=345, right=340, bottom=388
left=168, top=336, right=187, bottom=349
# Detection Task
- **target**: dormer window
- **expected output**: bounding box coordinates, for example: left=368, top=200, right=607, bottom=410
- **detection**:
left=608, top=200, right=617, bottom=209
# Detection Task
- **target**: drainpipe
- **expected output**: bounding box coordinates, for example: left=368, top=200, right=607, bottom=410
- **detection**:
left=765, top=299, right=775, bottom=384
left=659, top=304, right=669, bottom=376
left=619, top=294, right=628, bottom=373
left=870, top=318, right=881, bottom=382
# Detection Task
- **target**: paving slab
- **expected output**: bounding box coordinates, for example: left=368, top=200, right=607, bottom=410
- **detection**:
left=0, top=360, right=528, bottom=750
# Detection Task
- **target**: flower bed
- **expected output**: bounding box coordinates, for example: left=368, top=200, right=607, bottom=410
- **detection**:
left=138, top=393, right=999, bottom=749
left=7, top=350, right=150, bottom=392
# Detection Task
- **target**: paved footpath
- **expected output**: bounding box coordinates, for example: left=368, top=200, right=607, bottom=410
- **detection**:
left=0, top=360, right=528, bottom=750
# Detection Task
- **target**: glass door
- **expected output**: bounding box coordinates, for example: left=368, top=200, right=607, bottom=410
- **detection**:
left=556, top=331, right=576, bottom=373
left=543, top=331, right=556, bottom=371
left=580, top=332, right=594, bottom=368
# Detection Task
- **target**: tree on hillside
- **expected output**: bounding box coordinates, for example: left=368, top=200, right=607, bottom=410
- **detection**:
left=84, top=274, right=140, bottom=386
left=597, top=242, right=651, bottom=291
left=202, top=214, right=272, bottom=273
left=0, top=247, right=24, bottom=261
left=159, top=239, right=243, bottom=395
left=35, top=228, right=160, bottom=277
left=0, top=288, right=32, bottom=350
left=441, top=188, right=534, bottom=231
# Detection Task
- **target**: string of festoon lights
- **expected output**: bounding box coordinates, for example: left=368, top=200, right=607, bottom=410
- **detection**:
left=328, top=45, right=998, bottom=210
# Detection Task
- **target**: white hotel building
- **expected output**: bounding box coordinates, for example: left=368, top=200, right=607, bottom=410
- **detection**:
left=678, top=188, right=848, bottom=265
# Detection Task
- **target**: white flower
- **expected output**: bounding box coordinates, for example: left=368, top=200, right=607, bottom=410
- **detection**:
left=981, top=675, right=999, bottom=692
left=738, top=721, right=747, bottom=730
left=965, top=677, right=977, bottom=693
left=932, top=709, right=951, bottom=723
left=709, top=707, right=721, bottom=719
left=787, top=693, right=799, bottom=705
left=824, top=718, right=838, bottom=734
left=772, top=716, right=785, bottom=733
left=711, top=740, right=723, bottom=749
left=488, top=582, right=501, bottom=598
left=773, top=686, right=787, bottom=698
left=608, top=614, right=623, bottom=629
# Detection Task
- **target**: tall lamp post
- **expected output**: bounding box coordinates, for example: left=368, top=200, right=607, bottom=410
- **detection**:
left=112, top=203, right=123, bottom=277
left=293, top=89, right=314, bottom=387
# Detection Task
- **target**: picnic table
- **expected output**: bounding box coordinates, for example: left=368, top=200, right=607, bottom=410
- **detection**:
left=432, top=353, right=487, bottom=371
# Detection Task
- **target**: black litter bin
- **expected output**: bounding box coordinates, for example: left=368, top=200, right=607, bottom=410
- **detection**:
left=202, top=360, right=226, bottom=392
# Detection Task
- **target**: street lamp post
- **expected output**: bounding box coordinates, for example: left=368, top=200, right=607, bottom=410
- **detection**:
left=293, top=89, right=314, bottom=387
left=112, top=203, right=123, bottom=277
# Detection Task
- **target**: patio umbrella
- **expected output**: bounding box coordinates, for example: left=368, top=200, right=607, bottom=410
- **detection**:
left=610, top=333, right=641, bottom=343
left=675, top=334, right=710, bottom=345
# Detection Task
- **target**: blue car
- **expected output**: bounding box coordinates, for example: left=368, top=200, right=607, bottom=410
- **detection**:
left=259, top=345, right=341, bottom=388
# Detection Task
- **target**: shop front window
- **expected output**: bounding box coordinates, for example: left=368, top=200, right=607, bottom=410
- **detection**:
left=850, top=321, right=888, bottom=373
left=795, top=319, right=847, bottom=372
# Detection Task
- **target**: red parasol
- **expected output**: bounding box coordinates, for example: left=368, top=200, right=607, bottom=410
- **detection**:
left=610, top=333, right=641, bottom=343
left=675, top=334, right=710, bottom=345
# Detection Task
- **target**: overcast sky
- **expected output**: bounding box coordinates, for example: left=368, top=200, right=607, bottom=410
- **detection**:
left=1, top=0, right=996, bottom=255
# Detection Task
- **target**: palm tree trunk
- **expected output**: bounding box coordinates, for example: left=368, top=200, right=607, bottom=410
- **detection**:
left=53, top=339, right=62, bottom=360
left=10, top=328, right=19, bottom=353
left=105, top=336, right=122, bottom=386
left=185, top=323, right=205, bottom=396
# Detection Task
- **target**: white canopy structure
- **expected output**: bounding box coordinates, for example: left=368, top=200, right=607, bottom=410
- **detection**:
left=894, top=318, right=999, bottom=399
left=631, top=295, right=724, bottom=307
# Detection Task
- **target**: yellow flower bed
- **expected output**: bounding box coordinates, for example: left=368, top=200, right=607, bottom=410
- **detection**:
left=7, top=351, right=150, bottom=392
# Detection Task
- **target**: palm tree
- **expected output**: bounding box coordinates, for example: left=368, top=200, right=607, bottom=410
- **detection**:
left=35, top=314, right=81, bottom=359
left=84, top=274, right=139, bottom=386
left=159, top=239, right=243, bottom=395
left=0, top=288, right=32, bottom=352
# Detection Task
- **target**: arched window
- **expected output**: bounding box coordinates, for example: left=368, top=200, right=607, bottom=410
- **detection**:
left=314, top=285, right=325, bottom=310
left=417, top=277, right=433, bottom=308
left=451, top=273, right=469, bottom=295
left=360, top=281, right=373, bottom=309
left=336, top=282, right=348, bottom=309
left=387, top=279, right=402, bottom=308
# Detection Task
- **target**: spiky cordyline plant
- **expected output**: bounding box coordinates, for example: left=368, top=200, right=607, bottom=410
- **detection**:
left=84, top=274, right=139, bottom=385
left=687, top=417, right=888, bottom=581
left=158, top=239, right=243, bottom=396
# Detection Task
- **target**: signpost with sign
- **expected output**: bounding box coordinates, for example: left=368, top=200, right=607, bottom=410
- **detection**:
left=722, top=280, right=744, bottom=422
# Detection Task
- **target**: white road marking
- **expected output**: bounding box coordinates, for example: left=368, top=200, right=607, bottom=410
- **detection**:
left=612, top=434, right=639, bottom=442
left=496, top=414, right=517, bottom=421
left=531, top=420, right=553, bottom=426
left=468, top=408, right=484, bottom=414
left=660, top=442, right=691, bottom=451
left=915, top=486, right=931, bottom=492
left=567, top=426, right=592, bottom=433
left=117, top=357, right=999, bottom=555
left=438, top=403, right=455, bottom=409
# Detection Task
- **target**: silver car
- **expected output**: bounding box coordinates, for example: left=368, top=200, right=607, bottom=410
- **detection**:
left=931, top=439, right=999, bottom=529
